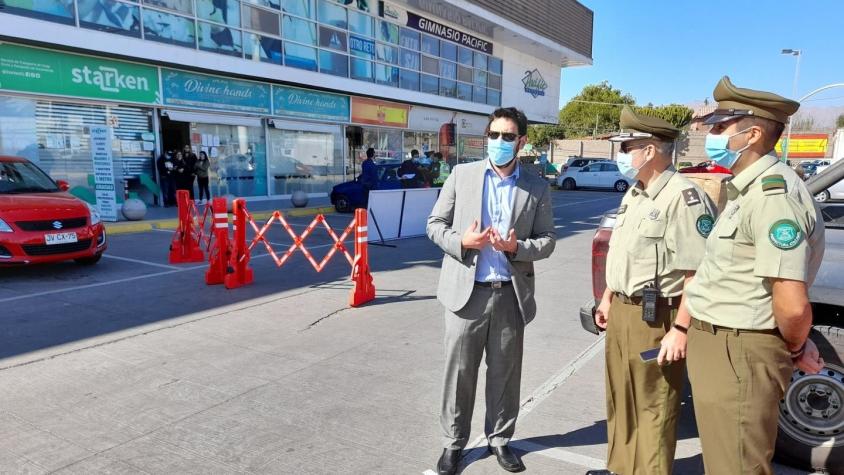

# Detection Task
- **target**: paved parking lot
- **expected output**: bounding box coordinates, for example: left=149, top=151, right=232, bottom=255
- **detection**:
left=0, top=190, right=816, bottom=474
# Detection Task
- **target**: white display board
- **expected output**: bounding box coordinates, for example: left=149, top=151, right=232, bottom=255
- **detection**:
left=367, top=188, right=441, bottom=241
left=89, top=126, right=119, bottom=222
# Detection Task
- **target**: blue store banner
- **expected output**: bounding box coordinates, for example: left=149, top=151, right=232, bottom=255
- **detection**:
left=272, top=85, right=350, bottom=122
left=162, top=69, right=271, bottom=114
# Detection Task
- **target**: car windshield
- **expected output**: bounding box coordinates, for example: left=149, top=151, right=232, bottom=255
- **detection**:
left=0, top=161, right=59, bottom=194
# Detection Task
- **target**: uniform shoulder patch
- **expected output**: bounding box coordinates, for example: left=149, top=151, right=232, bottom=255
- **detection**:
left=682, top=188, right=702, bottom=206
left=761, top=174, right=787, bottom=194
left=769, top=219, right=803, bottom=250
left=696, top=214, right=715, bottom=237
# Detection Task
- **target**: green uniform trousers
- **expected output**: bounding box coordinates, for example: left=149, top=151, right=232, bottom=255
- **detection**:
left=687, top=322, right=793, bottom=475
left=605, top=298, right=684, bottom=475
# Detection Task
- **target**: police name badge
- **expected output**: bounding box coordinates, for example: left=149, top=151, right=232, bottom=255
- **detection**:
left=696, top=214, right=715, bottom=237
left=769, top=219, right=803, bottom=250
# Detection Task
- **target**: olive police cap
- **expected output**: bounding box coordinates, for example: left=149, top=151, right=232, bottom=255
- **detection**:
left=704, top=76, right=799, bottom=125
left=609, top=106, right=680, bottom=142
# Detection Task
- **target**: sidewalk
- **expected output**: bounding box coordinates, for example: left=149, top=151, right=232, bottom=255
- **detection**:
left=104, top=196, right=335, bottom=235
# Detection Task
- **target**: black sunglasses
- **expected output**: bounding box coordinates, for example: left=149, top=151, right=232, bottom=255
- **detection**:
left=487, top=131, right=519, bottom=142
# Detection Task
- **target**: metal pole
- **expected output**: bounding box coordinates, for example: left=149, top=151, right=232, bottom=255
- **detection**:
left=783, top=51, right=801, bottom=163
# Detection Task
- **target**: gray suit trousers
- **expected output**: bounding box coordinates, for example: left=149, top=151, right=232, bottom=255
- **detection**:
left=441, top=284, right=524, bottom=450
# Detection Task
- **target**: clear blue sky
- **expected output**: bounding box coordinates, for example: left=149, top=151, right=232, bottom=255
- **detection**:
left=559, top=0, right=844, bottom=108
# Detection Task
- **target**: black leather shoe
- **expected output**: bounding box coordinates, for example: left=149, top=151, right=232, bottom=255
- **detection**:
left=437, top=448, right=461, bottom=475
left=585, top=470, right=616, bottom=475
left=488, top=445, right=525, bottom=473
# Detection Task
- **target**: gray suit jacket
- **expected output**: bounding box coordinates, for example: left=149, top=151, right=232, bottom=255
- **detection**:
left=426, top=160, right=556, bottom=324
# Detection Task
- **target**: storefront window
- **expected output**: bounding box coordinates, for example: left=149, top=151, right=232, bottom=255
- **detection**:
left=196, top=0, right=240, bottom=26
left=456, top=83, right=472, bottom=101
left=317, top=0, right=346, bottom=29
left=400, top=49, right=419, bottom=70
left=440, top=41, right=457, bottom=62
left=488, top=73, right=502, bottom=90
left=473, top=86, right=486, bottom=104
left=439, top=60, right=457, bottom=80
left=198, top=22, right=243, bottom=56
left=319, top=25, right=348, bottom=51
left=458, top=135, right=485, bottom=163
left=0, top=0, right=75, bottom=24
left=376, top=43, right=398, bottom=64
left=360, top=127, right=401, bottom=163
left=192, top=123, right=267, bottom=197
left=283, top=15, right=317, bottom=45
left=284, top=42, right=318, bottom=70
left=457, top=46, right=473, bottom=66
left=268, top=124, right=343, bottom=195
left=439, top=79, right=456, bottom=98
left=242, top=4, right=281, bottom=35
left=143, top=0, right=192, bottom=14
left=420, top=74, right=438, bottom=95
left=143, top=10, right=196, bottom=47
left=319, top=50, right=348, bottom=77
left=473, top=69, right=488, bottom=87
left=399, top=69, right=419, bottom=91
left=403, top=131, right=438, bottom=159
left=348, top=9, right=372, bottom=37
left=399, top=27, right=419, bottom=50
left=350, top=58, right=373, bottom=82
left=375, top=64, right=398, bottom=87
left=245, top=33, right=282, bottom=63
left=282, top=0, right=313, bottom=18
left=243, top=0, right=281, bottom=11
left=79, top=0, right=142, bottom=37
left=489, top=56, right=503, bottom=75
left=0, top=97, right=38, bottom=164
left=473, top=52, right=488, bottom=70
left=421, top=55, right=438, bottom=76
left=421, top=34, right=438, bottom=56
left=377, top=20, right=398, bottom=44
left=457, top=65, right=472, bottom=83
left=487, top=89, right=501, bottom=107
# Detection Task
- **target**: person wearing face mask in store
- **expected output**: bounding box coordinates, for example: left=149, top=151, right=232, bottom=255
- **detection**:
left=427, top=107, right=556, bottom=475
left=683, top=77, right=825, bottom=475
left=586, top=106, right=715, bottom=475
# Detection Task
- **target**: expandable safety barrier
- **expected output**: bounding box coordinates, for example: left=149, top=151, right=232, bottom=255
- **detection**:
left=208, top=198, right=375, bottom=307
left=168, top=190, right=211, bottom=263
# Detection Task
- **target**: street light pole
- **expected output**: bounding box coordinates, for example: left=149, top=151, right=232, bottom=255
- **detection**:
left=781, top=49, right=802, bottom=163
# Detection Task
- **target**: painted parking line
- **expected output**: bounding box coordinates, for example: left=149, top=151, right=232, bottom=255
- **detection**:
left=101, top=254, right=181, bottom=270
left=553, top=196, right=620, bottom=209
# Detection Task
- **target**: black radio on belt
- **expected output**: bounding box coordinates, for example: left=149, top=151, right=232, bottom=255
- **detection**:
left=641, top=244, right=660, bottom=323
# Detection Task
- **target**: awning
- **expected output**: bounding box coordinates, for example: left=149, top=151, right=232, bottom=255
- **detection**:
left=161, top=110, right=263, bottom=128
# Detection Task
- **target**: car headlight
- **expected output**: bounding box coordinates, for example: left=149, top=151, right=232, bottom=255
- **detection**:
left=0, top=218, right=12, bottom=233
left=86, top=203, right=101, bottom=226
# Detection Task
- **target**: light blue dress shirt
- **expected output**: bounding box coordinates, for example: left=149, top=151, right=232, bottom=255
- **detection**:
left=475, top=162, right=519, bottom=282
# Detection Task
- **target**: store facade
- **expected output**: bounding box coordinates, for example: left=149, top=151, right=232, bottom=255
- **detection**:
left=0, top=0, right=593, bottom=207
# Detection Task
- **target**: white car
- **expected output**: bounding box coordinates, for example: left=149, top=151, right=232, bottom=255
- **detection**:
left=556, top=161, right=633, bottom=192
left=814, top=172, right=844, bottom=203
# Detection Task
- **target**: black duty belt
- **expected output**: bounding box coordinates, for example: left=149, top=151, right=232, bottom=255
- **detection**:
left=613, top=292, right=680, bottom=309
left=690, top=317, right=780, bottom=335
left=475, top=280, right=513, bottom=288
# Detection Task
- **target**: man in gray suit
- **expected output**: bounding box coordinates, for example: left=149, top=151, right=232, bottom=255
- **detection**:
left=427, top=107, right=556, bottom=474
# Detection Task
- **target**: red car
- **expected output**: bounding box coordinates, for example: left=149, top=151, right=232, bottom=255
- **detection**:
left=0, top=156, right=106, bottom=266
left=679, top=161, right=733, bottom=175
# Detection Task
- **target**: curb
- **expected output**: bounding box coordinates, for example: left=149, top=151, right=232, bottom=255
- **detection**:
left=104, top=206, right=337, bottom=236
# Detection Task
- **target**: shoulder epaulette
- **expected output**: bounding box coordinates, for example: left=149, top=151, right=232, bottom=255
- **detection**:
left=682, top=188, right=702, bottom=206
left=761, top=174, right=787, bottom=194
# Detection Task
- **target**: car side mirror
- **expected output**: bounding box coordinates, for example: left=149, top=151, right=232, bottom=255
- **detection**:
left=56, top=180, right=70, bottom=191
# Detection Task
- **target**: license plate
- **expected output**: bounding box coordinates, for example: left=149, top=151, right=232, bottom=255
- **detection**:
left=45, top=232, right=78, bottom=245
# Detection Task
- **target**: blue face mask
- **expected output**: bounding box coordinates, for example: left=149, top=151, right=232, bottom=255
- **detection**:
left=705, top=128, right=751, bottom=169
left=615, top=151, right=640, bottom=180
left=488, top=138, right=516, bottom=167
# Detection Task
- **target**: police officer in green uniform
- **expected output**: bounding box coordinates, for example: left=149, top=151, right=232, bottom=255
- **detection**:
left=684, top=77, right=826, bottom=475
left=587, top=107, right=716, bottom=475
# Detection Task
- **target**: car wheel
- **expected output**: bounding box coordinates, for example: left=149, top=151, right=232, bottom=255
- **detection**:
left=334, top=194, right=352, bottom=213
left=775, top=325, right=844, bottom=472
left=815, top=191, right=830, bottom=203
left=74, top=253, right=102, bottom=266
left=614, top=180, right=629, bottom=193
left=561, top=178, right=576, bottom=190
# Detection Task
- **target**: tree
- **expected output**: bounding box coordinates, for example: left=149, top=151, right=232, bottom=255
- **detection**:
left=527, top=124, right=564, bottom=148
left=837, top=113, right=844, bottom=129
left=792, top=115, right=815, bottom=131
left=635, top=104, right=694, bottom=129
left=558, top=81, right=635, bottom=139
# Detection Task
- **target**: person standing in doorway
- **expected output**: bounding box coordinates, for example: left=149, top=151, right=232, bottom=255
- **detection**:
left=182, top=144, right=198, bottom=199
left=195, top=150, right=211, bottom=204
left=427, top=107, right=556, bottom=475
left=156, top=150, right=176, bottom=206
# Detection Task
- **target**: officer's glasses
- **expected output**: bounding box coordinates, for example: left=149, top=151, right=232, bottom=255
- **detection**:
left=487, top=131, right=519, bottom=142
